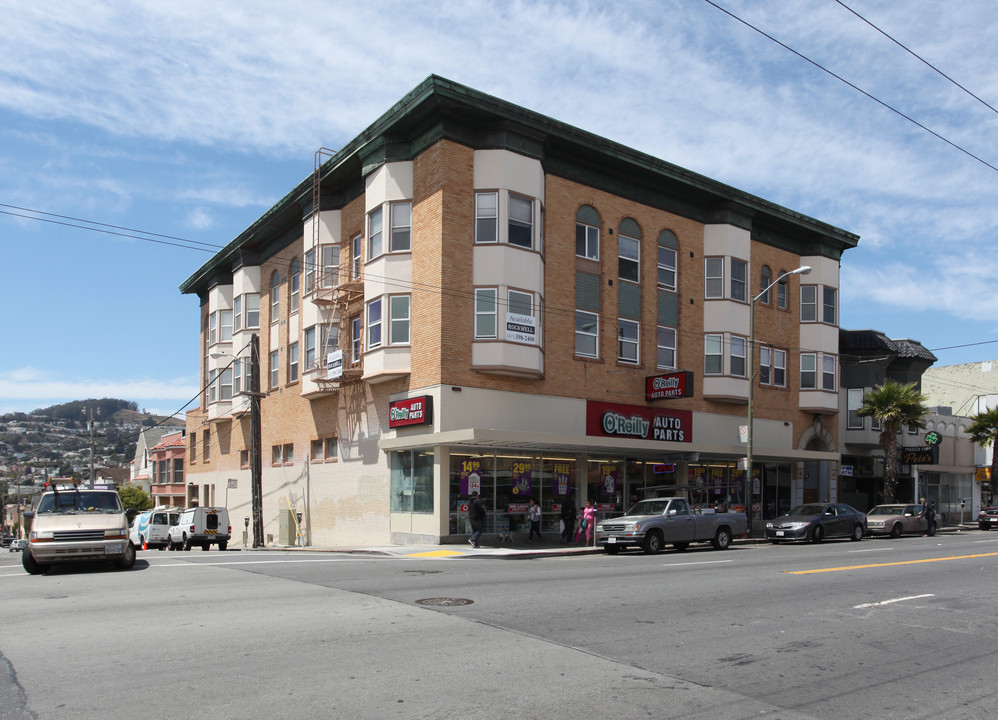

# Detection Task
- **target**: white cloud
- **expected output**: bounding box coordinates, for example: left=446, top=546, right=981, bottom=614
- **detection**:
left=0, top=367, right=199, bottom=413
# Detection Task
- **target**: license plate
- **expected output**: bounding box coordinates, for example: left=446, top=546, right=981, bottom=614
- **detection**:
left=776, top=531, right=785, bottom=537
left=105, top=544, right=122, bottom=555
left=608, top=537, right=617, bottom=544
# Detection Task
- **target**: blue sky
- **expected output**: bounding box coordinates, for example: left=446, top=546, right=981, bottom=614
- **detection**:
left=2, top=0, right=998, bottom=417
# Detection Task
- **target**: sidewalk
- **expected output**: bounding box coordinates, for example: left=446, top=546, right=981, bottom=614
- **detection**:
left=250, top=522, right=981, bottom=559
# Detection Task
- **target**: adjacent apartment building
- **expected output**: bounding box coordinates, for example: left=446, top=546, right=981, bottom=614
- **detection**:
left=180, top=76, right=859, bottom=546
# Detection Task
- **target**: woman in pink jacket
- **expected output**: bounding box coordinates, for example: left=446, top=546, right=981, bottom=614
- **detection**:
left=575, top=500, right=597, bottom=544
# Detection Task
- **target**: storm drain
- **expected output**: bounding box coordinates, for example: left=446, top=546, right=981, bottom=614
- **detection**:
left=415, top=597, right=474, bottom=606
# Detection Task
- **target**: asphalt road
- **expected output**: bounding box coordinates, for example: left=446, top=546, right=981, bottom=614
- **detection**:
left=1, top=531, right=996, bottom=719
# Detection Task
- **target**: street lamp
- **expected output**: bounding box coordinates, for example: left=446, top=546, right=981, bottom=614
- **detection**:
left=745, top=265, right=811, bottom=535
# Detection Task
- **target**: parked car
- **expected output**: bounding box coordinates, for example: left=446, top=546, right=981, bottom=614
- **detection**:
left=766, top=503, right=866, bottom=543
left=595, top=496, right=747, bottom=554
left=8, top=539, right=27, bottom=552
left=167, top=506, right=231, bottom=551
left=1, top=535, right=13, bottom=548
left=978, top=506, right=998, bottom=530
left=865, top=504, right=927, bottom=538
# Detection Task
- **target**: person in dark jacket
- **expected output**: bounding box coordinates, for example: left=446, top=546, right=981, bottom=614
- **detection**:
left=468, top=492, right=487, bottom=548
left=560, top=496, right=577, bottom=543
left=920, top=497, right=936, bottom=536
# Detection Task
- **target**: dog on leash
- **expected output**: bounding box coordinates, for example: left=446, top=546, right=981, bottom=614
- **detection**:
left=497, top=531, right=514, bottom=544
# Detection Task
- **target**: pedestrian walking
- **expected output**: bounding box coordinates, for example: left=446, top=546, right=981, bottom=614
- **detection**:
left=468, top=492, right=487, bottom=548
left=920, top=496, right=936, bottom=536
left=576, top=499, right=597, bottom=544
left=526, top=498, right=542, bottom=542
left=560, top=496, right=577, bottom=543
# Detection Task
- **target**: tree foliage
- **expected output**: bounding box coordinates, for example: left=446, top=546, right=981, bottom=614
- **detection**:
left=966, top=406, right=998, bottom=492
left=118, top=484, right=154, bottom=513
left=857, top=380, right=929, bottom=503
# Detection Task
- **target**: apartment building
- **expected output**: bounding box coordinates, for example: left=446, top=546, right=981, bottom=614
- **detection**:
left=180, top=76, right=858, bottom=546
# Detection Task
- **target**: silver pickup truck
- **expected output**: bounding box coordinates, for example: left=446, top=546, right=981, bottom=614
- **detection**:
left=595, top=497, right=747, bottom=554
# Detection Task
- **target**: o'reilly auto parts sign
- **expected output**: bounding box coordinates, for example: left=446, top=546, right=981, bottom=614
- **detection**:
left=586, top=400, right=692, bottom=443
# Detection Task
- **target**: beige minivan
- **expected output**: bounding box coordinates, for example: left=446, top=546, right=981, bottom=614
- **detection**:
left=22, top=486, right=135, bottom=574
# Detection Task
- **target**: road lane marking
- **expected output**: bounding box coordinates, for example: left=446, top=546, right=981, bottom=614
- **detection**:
left=661, top=559, right=733, bottom=568
left=853, top=594, right=934, bottom=609
left=785, top=551, right=998, bottom=574
left=849, top=547, right=896, bottom=553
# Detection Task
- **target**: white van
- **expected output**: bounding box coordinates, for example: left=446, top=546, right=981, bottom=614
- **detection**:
left=130, top=506, right=180, bottom=550
left=167, top=506, right=231, bottom=551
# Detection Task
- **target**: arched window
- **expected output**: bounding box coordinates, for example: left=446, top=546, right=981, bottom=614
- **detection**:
left=618, top=218, right=641, bottom=283
left=576, top=205, right=600, bottom=260
left=270, top=270, right=280, bottom=321
left=760, top=265, right=772, bottom=304
left=289, top=258, right=300, bottom=313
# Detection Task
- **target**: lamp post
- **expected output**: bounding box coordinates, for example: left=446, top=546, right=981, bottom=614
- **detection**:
left=746, top=265, right=811, bottom=535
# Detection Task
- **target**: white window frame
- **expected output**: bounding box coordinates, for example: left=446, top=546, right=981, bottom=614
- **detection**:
left=508, top=194, right=533, bottom=249
left=704, top=334, right=723, bottom=374
left=847, top=387, right=864, bottom=429
left=246, top=293, right=260, bottom=328
left=234, top=296, right=243, bottom=333
left=219, top=310, right=232, bottom=343
left=656, top=326, right=676, bottom=369
left=289, top=258, right=300, bottom=314
left=288, top=342, right=299, bottom=383
left=507, top=289, right=533, bottom=317
left=351, top=235, right=362, bottom=280
left=389, top=294, right=411, bottom=345
left=390, top=201, right=412, bottom=252
left=619, top=234, right=639, bottom=283
left=731, top=259, right=747, bottom=302
left=773, top=348, right=787, bottom=387
left=618, top=319, right=639, bottom=364
left=800, top=353, right=816, bottom=390
left=657, top=246, right=676, bottom=290
left=576, top=222, right=599, bottom=260
left=759, top=266, right=772, bottom=304
left=321, top=244, right=340, bottom=289
left=475, top=288, right=497, bottom=339
left=270, top=271, right=280, bottom=321
left=823, top=286, right=837, bottom=325
left=233, top=357, right=242, bottom=395
left=304, top=249, right=316, bottom=296
left=730, top=335, right=746, bottom=377
left=575, top=310, right=599, bottom=358
left=219, top=368, right=232, bottom=401
left=367, top=298, right=383, bottom=350
left=269, top=350, right=279, bottom=389
left=304, top=326, right=317, bottom=371
left=368, top=206, right=383, bottom=260
left=351, top=317, right=362, bottom=363
left=705, top=258, right=724, bottom=299
left=777, top=275, right=788, bottom=309
left=801, top=285, right=817, bottom=322
left=208, top=313, right=217, bottom=345
left=475, top=191, right=498, bottom=244
left=822, top=354, right=836, bottom=391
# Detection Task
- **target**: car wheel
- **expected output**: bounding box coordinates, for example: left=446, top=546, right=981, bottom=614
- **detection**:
left=604, top=544, right=620, bottom=555
left=981, top=524, right=990, bottom=531
left=642, top=531, right=664, bottom=555
left=889, top=522, right=903, bottom=539
left=810, top=525, right=824, bottom=543
left=850, top=524, right=864, bottom=541
left=22, top=549, right=49, bottom=575
left=183, top=536, right=192, bottom=551
left=673, top=542, right=689, bottom=552
left=712, top=527, right=732, bottom=550
left=769, top=539, right=781, bottom=544
left=113, top=542, right=136, bottom=570
left=202, top=543, right=210, bottom=551
left=218, top=541, right=227, bottom=551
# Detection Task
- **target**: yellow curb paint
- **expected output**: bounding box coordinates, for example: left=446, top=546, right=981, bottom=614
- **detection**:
left=785, top=551, right=998, bottom=575
left=407, top=550, right=466, bottom=558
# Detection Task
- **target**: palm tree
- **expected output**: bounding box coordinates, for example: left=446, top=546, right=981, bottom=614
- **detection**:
left=857, top=380, right=930, bottom=503
left=966, top=406, right=998, bottom=499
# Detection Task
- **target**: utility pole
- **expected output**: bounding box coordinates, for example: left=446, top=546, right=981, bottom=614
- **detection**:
left=249, top=334, right=265, bottom=547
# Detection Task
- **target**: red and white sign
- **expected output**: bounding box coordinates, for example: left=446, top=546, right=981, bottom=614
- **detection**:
left=388, top=395, right=433, bottom=428
left=645, top=371, right=694, bottom=400
left=586, top=400, right=693, bottom=443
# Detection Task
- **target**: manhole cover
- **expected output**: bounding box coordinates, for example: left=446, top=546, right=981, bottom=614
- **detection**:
left=415, top=597, right=474, bottom=606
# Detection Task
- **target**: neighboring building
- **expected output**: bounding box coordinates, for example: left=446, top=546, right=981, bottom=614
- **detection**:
left=3, top=503, right=31, bottom=538
left=131, top=426, right=185, bottom=494
left=148, top=431, right=188, bottom=508
left=922, top=359, right=998, bottom=507
left=180, top=76, right=858, bottom=546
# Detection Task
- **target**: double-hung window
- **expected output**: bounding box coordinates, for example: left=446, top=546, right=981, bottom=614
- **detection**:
left=658, top=246, right=676, bottom=290
left=801, top=285, right=817, bottom=322
left=575, top=311, right=598, bottom=358
left=389, top=295, right=411, bottom=345
left=731, top=259, right=747, bottom=302
left=822, top=355, right=836, bottom=391
left=730, top=336, right=746, bottom=377
left=269, top=350, right=279, bottom=389
left=508, top=195, right=533, bottom=249
left=847, top=388, right=864, bottom=429
left=475, top=192, right=498, bottom=244
left=233, top=357, right=242, bottom=395
left=351, top=317, right=362, bottom=363
left=576, top=221, right=599, bottom=260
left=759, top=266, right=772, bottom=304
left=390, top=202, right=412, bottom=252
left=290, top=259, right=300, bottom=314
left=288, top=342, right=299, bottom=383
left=367, top=299, right=383, bottom=349
left=270, top=270, right=280, bottom=320
left=321, top=245, right=340, bottom=288
left=220, top=310, right=232, bottom=342
left=760, top=347, right=787, bottom=387
left=800, top=353, right=816, bottom=389
left=823, top=287, right=837, bottom=324
left=705, top=258, right=724, bottom=299
left=368, top=207, right=383, bottom=259
left=245, top=294, right=260, bottom=328
left=656, top=326, right=676, bottom=369
left=618, top=319, right=639, bottom=364
left=234, top=296, right=243, bottom=333
left=351, top=235, right=362, bottom=280
left=704, top=334, right=723, bottom=374
left=508, top=289, right=533, bottom=318
left=619, top=234, right=639, bottom=282
left=219, top=368, right=232, bottom=400
left=304, top=327, right=317, bottom=371
left=208, top=313, right=217, bottom=345
left=475, top=289, right=498, bottom=339
left=304, top=249, right=316, bottom=295
left=777, top=275, right=789, bottom=309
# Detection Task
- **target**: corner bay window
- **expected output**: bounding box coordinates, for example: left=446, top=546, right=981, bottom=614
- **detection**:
left=508, top=194, right=533, bottom=248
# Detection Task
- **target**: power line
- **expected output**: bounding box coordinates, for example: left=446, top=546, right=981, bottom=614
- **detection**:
left=833, top=0, right=998, bottom=117
left=701, top=0, right=998, bottom=175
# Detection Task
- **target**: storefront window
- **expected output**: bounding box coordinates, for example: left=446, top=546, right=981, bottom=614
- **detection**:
left=390, top=449, right=434, bottom=513
left=449, top=453, right=494, bottom=535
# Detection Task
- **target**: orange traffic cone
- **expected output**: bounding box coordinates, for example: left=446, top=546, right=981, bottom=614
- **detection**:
left=142, top=540, right=148, bottom=551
